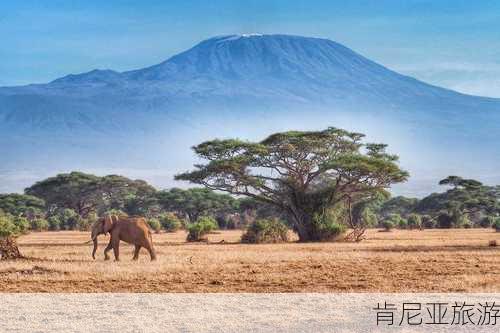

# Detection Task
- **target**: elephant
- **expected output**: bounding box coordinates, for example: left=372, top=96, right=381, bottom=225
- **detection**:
left=91, top=215, right=157, bottom=261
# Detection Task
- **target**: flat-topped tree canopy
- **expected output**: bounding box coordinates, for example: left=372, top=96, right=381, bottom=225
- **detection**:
left=176, top=127, right=408, bottom=241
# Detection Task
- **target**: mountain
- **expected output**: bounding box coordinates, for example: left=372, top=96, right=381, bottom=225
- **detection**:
left=1, top=34, right=499, bottom=194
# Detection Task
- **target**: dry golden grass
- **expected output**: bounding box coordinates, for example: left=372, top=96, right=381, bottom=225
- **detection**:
left=1, top=229, right=499, bottom=292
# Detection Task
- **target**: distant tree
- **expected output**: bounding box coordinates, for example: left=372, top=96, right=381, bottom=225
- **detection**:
left=158, top=213, right=182, bottom=232
left=407, top=214, right=422, bottom=230
left=25, top=171, right=157, bottom=218
left=176, top=127, right=408, bottom=242
left=417, top=176, right=499, bottom=225
left=57, top=208, right=80, bottom=230
left=30, top=218, right=49, bottom=232
left=437, top=213, right=453, bottom=229
left=47, top=215, right=62, bottom=231
left=98, top=175, right=157, bottom=216
left=479, top=216, right=495, bottom=228
left=379, top=196, right=419, bottom=218
left=349, top=190, right=388, bottom=238
left=0, top=194, right=45, bottom=219
left=156, top=188, right=237, bottom=222
left=386, top=214, right=407, bottom=229
left=421, top=215, right=435, bottom=229
left=237, top=197, right=283, bottom=225
left=25, top=172, right=101, bottom=217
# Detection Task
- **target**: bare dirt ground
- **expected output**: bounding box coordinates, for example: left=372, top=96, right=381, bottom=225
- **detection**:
left=1, top=229, right=499, bottom=292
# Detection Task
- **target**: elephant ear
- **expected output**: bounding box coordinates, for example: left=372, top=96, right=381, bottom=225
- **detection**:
left=103, top=215, right=115, bottom=233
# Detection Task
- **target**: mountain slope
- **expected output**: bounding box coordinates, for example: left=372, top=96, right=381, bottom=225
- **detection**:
left=0, top=34, right=499, bottom=194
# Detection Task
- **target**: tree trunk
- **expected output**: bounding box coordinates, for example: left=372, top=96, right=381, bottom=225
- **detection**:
left=0, top=237, right=23, bottom=260
left=290, top=212, right=318, bottom=242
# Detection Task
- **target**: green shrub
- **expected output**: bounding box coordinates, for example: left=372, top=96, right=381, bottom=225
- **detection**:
left=12, top=216, right=30, bottom=234
left=158, top=213, right=182, bottom=232
left=309, top=211, right=347, bottom=241
left=30, top=218, right=49, bottom=232
left=0, top=214, right=19, bottom=238
left=386, top=214, right=407, bottom=229
left=480, top=216, right=495, bottom=228
left=47, top=216, right=62, bottom=231
left=381, top=220, right=395, bottom=231
left=187, top=216, right=218, bottom=242
left=407, top=214, right=422, bottom=230
left=147, top=218, right=162, bottom=233
left=241, top=219, right=288, bottom=244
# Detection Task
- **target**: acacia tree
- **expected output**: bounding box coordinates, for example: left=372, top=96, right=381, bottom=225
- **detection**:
left=176, top=127, right=408, bottom=241
left=0, top=194, right=45, bottom=219
left=439, top=176, right=498, bottom=221
left=415, top=176, right=499, bottom=227
left=25, top=172, right=158, bottom=219
left=25, top=172, right=101, bottom=217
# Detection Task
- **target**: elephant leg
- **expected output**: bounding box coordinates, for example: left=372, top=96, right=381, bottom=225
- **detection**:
left=103, top=241, right=113, bottom=261
left=144, top=243, right=157, bottom=261
left=132, top=245, right=141, bottom=260
left=112, top=238, right=120, bottom=261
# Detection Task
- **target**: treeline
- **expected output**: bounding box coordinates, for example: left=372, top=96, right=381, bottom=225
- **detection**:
left=1, top=172, right=499, bottom=238
left=0, top=172, right=279, bottom=235
left=378, top=176, right=500, bottom=230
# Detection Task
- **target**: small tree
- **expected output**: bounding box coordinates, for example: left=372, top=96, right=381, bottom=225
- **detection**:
left=0, top=213, right=23, bottom=259
left=186, top=216, right=218, bottom=242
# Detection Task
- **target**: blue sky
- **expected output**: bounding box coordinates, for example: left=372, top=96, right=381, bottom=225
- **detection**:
left=2, top=0, right=500, bottom=97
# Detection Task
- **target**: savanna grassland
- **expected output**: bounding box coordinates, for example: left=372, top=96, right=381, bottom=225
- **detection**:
left=1, top=229, right=499, bottom=292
